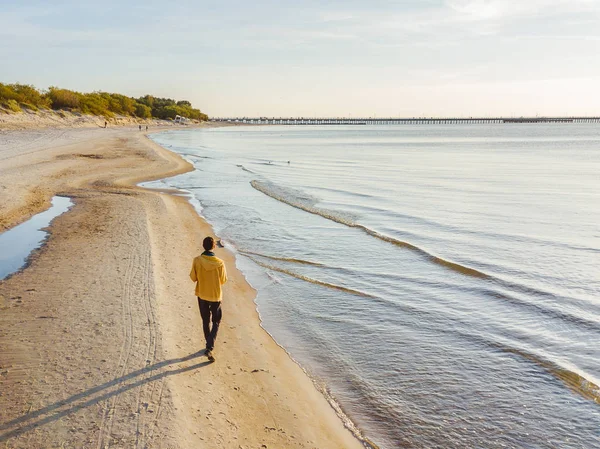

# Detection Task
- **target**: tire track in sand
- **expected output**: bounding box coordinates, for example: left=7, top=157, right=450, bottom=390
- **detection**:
left=96, top=219, right=137, bottom=449
left=134, top=245, right=159, bottom=449
left=97, top=203, right=164, bottom=449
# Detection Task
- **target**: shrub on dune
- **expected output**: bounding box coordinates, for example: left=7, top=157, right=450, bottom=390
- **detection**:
left=0, top=81, right=209, bottom=120
left=47, top=87, right=81, bottom=110
left=4, top=99, right=21, bottom=112
left=20, top=102, right=39, bottom=112
left=79, top=93, right=113, bottom=117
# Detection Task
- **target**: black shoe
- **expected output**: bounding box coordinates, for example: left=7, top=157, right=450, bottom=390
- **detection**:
left=206, top=349, right=215, bottom=362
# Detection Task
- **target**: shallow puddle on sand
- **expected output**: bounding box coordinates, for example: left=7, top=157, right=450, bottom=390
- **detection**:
left=0, top=196, right=73, bottom=280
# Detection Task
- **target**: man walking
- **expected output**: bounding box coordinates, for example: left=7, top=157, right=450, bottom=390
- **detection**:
left=190, top=237, right=227, bottom=362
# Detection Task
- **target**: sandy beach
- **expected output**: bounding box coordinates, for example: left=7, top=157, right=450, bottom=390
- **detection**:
left=0, top=124, right=364, bottom=448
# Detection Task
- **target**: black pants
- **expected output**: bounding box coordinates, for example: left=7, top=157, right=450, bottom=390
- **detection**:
left=198, top=298, right=222, bottom=351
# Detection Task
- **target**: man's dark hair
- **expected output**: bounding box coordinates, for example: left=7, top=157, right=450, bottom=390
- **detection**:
left=203, top=236, right=215, bottom=251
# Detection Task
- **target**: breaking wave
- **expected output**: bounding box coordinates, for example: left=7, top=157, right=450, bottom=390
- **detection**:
left=244, top=255, right=377, bottom=299
left=239, top=249, right=324, bottom=267
left=500, top=346, right=600, bottom=405
left=251, top=180, right=488, bottom=278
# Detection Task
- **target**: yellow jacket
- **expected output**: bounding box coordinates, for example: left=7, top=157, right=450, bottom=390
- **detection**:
left=190, top=252, right=228, bottom=302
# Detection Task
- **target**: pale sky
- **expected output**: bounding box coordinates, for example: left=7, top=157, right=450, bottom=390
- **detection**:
left=1, top=0, right=600, bottom=117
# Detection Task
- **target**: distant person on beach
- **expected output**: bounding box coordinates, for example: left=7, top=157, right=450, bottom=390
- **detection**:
left=139, top=125, right=142, bottom=131
left=190, top=236, right=228, bottom=362
left=145, top=125, right=148, bottom=131
left=104, top=120, right=107, bottom=128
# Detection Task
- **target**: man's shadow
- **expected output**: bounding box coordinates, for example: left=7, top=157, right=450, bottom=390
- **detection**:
left=0, top=351, right=211, bottom=441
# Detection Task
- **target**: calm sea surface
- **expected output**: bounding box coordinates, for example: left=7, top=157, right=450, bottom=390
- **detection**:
left=150, top=125, right=600, bottom=448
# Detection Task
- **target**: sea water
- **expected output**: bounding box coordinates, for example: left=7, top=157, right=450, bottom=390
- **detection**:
left=150, top=125, right=600, bottom=448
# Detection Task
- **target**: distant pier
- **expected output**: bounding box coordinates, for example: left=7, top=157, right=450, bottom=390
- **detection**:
left=211, top=116, right=600, bottom=125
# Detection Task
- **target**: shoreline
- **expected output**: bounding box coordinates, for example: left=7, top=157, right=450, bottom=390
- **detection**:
left=0, top=125, right=365, bottom=448
left=145, top=132, right=378, bottom=448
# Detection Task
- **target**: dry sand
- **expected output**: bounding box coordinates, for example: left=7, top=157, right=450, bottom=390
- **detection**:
left=0, top=108, right=175, bottom=131
left=0, top=125, right=365, bottom=448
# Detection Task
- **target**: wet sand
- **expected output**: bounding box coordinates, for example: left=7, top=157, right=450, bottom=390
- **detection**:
left=0, top=125, right=363, bottom=448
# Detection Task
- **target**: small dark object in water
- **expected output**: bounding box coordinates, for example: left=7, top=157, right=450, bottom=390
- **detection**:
left=217, top=240, right=225, bottom=248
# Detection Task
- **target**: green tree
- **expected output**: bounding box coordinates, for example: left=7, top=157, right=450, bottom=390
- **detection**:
left=137, top=95, right=155, bottom=109
left=79, top=93, right=112, bottom=117
left=134, top=103, right=152, bottom=118
left=1, top=82, right=209, bottom=120
left=155, top=105, right=180, bottom=120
